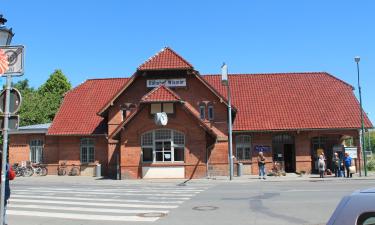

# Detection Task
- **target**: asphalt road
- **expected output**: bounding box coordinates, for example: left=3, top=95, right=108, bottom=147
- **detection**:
left=7, top=176, right=375, bottom=225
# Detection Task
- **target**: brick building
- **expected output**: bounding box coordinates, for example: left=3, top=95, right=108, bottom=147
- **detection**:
left=9, top=47, right=373, bottom=178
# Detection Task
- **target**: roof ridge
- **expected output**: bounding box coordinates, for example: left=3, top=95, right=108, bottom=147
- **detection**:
left=137, top=47, right=193, bottom=70
left=86, top=77, right=130, bottom=81
left=202, top=71, right=328, bottom=76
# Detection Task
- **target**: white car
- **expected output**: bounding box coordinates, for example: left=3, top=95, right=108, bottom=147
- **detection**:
left=327, top=188, right=375, bottom=225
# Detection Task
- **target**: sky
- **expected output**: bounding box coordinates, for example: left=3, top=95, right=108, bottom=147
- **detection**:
left=1, top=1, right=374, bottom=122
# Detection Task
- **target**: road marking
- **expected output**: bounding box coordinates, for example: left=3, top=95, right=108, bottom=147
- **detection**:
left=23, top=187, right=202, bottom=194
left=148, top=196, right=190, bottom=200
left=8, top=204, right=169, bottom=214
left=12, top=194, right=184, bottom=204
left=7, top=210, right=159, bottom=222
left=11, top=199, right=178, bottom=209
left=12, top=190, right=194, bottom=197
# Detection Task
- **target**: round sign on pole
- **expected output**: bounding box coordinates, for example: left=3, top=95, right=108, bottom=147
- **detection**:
left=0, top=88, right=22, bottom=114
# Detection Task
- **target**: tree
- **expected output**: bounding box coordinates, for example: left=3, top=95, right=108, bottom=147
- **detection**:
left=39, top=69, right=71, bottom=97
left=13, top=70, right=71, bottom=126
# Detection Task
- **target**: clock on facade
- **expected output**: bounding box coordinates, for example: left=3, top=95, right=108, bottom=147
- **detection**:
left=155, top=112, right=168, bottom=126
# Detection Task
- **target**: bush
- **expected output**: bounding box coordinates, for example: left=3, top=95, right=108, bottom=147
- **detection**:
left=366, top=158, right=375, bottom=171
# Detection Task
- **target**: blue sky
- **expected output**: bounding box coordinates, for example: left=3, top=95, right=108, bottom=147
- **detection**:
left=2, top=1, right=374, bottom=122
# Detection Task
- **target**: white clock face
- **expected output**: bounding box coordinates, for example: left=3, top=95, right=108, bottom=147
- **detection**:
left=155, top=112, right=168, bottom=126
left=160, top=112, right=168, bottom=126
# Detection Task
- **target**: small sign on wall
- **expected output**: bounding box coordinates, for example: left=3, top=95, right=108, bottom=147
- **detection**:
left=254, top=145, right=272, bottom=152
left=345, top=147, right=358, bottom=159
left=147, top=78, right=186, bottom=88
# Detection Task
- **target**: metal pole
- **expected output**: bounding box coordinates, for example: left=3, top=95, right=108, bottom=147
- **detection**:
left=356, top=61, right=367, bottom=176
left=227, top=79, right=234, bottom=180
left=0, top=74, right=12, bottom=224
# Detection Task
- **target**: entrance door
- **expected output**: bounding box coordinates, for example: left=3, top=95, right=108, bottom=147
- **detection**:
left=284, top=144, right=295, bottom=172
left=272, top=134, right=296, bottom=173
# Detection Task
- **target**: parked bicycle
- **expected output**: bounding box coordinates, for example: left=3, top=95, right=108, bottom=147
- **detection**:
left=12, top=163, right=33, bottom=177
left=57, top=162, right=80, bottom=176
left=30, top=163, right=48, bottom=176
left=69, top=164, right=80, bottom=176
left=57, top=161, right=67, bottom=176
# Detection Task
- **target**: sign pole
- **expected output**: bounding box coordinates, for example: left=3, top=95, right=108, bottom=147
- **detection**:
left=0, top=73, right=12, bottom=224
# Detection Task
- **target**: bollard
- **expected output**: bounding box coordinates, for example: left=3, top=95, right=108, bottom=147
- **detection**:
left=95, top=164, right=101, bottom=177
left=237, top=162, right=243, bottom=177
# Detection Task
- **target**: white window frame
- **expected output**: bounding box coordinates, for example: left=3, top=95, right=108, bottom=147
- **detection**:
left=30, top=140, right=43, bottom=163
left=80, top=138, right=95, bottom=163
left=208, top=105, right=214, bottom=120
left=235, top=135, right=251, bottom=160
left=141, top=129, right=185, bottom=163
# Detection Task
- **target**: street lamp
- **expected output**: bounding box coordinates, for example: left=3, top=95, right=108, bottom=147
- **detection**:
left=0, top=14, right=14, bottom=225
left=0, top=15, right=14, bottom=46
left=221, top=63, right=234, bottom=180
left=354, top=56, right=367, bottom=176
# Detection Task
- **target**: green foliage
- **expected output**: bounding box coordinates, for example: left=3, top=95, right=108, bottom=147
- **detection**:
left=364, top=131, right=375, bottom=153
left=13, top=70, right=71, bottom=126
left=38, top=69, right=71, bottom=97
left=366, top=157, right=375, bottom=171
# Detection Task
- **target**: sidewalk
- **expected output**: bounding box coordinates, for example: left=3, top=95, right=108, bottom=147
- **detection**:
left=12, top=171, right=375, bottom=186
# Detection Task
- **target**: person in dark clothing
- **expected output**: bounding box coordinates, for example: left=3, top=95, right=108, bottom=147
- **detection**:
left=0, top=154, right=14, bottom=225
left=332, top=152, right=341, bottom=177
left=344, top=152, right=353, bottom=178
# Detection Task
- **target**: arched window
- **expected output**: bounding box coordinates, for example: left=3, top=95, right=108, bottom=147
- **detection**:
left=236, top=135, right=251, bottom=160
left=141, top=129, right=185, bottom=162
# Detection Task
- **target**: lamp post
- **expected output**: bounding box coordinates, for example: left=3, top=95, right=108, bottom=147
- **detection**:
left=221, top=63, right=234, bottom=180
left=0, top=14, right=14, bottom=225
left=354, top=56, right=367, bottom=177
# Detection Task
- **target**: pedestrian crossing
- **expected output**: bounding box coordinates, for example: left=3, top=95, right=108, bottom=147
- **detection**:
left=8, top=183, right=211, bottom=223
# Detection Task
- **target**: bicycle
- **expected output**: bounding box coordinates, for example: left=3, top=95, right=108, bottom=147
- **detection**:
left=69, top=164, right=80, bottom=176
left=12, top=162, right=33, bottom=177
left=57, top=161, right=67, bottom=176
left=31, top=163, right=48, bottom=176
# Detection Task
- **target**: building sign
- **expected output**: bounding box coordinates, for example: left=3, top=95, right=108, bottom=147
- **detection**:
left=345, top=147, right=358, bottom=159
left=147, top=78, right=186, bottom=88
left=254, top=145, right=271, bottom=152
left=0, top=45, right=25, bottom=76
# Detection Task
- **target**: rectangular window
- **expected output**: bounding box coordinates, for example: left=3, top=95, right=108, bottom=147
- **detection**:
left=80, top=138, right=95, bottom=163
left=30, top=140, right=43, bottom=163
left=199, top=105, right=205, bottom=120
left=142, top=148, right=153, bottom=162
left=163, top=103, right=174, bottom=114
left=236, top=135, right=251, bottom=160
left=151, top=103, right=161, bottom=114
left=208, top=105, right=214, bottom=120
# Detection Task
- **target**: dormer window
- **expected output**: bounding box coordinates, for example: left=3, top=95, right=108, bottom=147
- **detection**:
left=151, top=103, right=174, bottom=114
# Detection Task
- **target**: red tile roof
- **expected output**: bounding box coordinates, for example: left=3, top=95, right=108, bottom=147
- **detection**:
left=48, top=78, right=130, bottom=135
left=141, top=85, right=182, bottom=103
left=137, top=47, right=193, bottom=71
left=203, top=72, right=373, bottom=131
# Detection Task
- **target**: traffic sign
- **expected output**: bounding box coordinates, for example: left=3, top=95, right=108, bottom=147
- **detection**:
left=0, top=88, right=22, bottom=114
left=0, top=115, right=19, bottom=130
left=0, top=45, right=24, bottom=76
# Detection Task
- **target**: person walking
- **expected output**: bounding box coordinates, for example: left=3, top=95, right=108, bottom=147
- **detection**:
left=318, top=155, right=326, bottom=178
left=257, top=152, right=266, bottom=180
left=344, top=152, right=353, bottom=178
